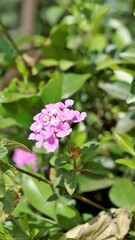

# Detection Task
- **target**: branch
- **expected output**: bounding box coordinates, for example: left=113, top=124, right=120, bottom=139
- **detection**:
left=15, top=166, right=52, bottom=185
left=15, top=166, right=107, bottom=211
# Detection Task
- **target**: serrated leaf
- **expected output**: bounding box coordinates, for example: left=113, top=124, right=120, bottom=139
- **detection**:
left=0, top=146, right=8, bottom=159
left=0, top=161, right=20, bottom=222
left=114, top=132, right=135, bottom=156
left=0, top=139, right=31, bottom=152
left=82, top=141, right=99, bottom=163
left=64, top=171, right=77, bottom=195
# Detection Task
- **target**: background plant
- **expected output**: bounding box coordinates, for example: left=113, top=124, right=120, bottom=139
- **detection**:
left=0, top=0, right=135, bottom=239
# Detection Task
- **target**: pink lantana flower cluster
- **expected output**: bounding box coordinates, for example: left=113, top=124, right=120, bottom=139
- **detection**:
left=28, top=99, right=87, bottom=152
left=13, top=148, right=37, bottom=168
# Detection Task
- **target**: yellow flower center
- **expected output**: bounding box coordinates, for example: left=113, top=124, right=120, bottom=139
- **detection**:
left=43, top=116, right=49, bottom=122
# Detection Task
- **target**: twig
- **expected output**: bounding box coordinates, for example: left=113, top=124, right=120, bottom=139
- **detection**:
left=73, top=192, right=107, bottom=211
left=0, top=18, right=22, bottom=56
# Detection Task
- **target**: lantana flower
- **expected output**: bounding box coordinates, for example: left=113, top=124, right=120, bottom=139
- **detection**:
left=28, top=99, right=87, bottom=152
left=13, top=148, right=37, bottom=169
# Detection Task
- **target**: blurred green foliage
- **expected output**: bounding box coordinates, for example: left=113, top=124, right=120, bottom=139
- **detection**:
left=0, top=0, right=135, bottom=239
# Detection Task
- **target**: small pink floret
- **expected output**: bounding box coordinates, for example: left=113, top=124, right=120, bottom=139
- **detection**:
left=13, top=148, right=37, bottom=168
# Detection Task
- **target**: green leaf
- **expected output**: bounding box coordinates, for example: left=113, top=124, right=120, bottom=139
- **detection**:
left=0, top=223, right=14, bottom=240
left=56, top=200, right=82, bottom=230
left=0, top=161, right=20, bottom=222
left=82, top=141, right=99, bottom=163
left=120, top=47, right=135, bottom=63
left=82, top=161, right=108, bottom=176
left=0, top=38, right=13, bottom=58
left=62, top=73, right=90, bottom=99
left=127, top=78, right=135, bottom=104
left=2, top=96, right=41, bottom=129
left=0, top=117, right=21, bottom=129
left=116, top=158, right=135, bottom=169
left=22, top=175, right=57, bottom=221
left=96, top=57, right=124, bottom=71
left=0, top=146, right=8, bottom=160
left=114, top=132, right=135, bottom=156
left=44, top=6, right=64, bottom=25
left=0, top=139, right=30, bottom=152
left=64, top=171, right=77, bottom=195
left=40, top=74, right=63, bottom=104
left=99, top=81, right=130, bottom=100
left=32, top=59, right=58, bottom=75
left=78, top=175, right=114, bottom=192
left=109, top=178, right=135, bottom=212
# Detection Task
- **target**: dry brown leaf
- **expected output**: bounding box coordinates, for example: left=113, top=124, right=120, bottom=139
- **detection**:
left=59, top=208, right=131, bottom=240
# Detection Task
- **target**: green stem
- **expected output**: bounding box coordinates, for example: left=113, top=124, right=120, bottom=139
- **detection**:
left=73, top=158, right=77, bottom=171
left=15, top=166, right=107, bottom=212
left=73, top=192, right=107, bottom=211
left=15, top=166, right=52, bottom=185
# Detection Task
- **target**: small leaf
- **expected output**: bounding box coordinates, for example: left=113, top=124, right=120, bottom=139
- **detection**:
left=64, top=171, right=77, bottom=195
left=114, top=132, right=135, bottom=156
left=62, top=73, right=90, bottom=99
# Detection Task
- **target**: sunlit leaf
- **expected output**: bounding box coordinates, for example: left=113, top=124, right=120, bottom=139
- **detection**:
left=22, top=175, right=57, bottom=221
left=64, top=171, right=77, bottom=195
left=62, top=73, right=90, bottom=99
left=116, top=158, right=135, bottom=170
left=99, top=81, right=130, bottom=100
left=109, top=178, right=135, bottom=212
left=127, top=78, right=135, bottom=104
left=40, top=74, right=63, bottom=104
left=114, top=132, right=135, bottom=156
